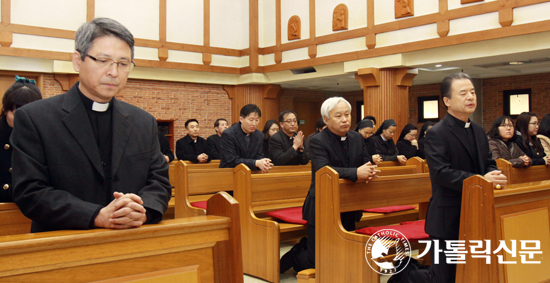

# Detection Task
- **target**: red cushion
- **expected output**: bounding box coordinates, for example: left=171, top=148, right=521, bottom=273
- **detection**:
left=264, top=207, right=307, bottom=225
left=356, top=224, right=429, bottom=240
left=190, top=201, right=207, bottom=209
left=363, top=205, right=416, bottom=213
left=401, top=219, right=425, bottom=226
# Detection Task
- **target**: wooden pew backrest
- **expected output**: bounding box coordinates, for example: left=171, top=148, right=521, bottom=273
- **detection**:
left=0, top=203, right=31, bottom=236
left=496, top=158, right=550, bottom=184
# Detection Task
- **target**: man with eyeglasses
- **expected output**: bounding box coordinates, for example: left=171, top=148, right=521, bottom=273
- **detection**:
left=11, top=18, right=171, bottom=233
left=269, top=110, right=309, bottom=166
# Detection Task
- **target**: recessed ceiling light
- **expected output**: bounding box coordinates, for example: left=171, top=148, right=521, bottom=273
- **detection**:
left=509, top=61, right=525, bottom=65
left=435, top=64, right=442, bottom=67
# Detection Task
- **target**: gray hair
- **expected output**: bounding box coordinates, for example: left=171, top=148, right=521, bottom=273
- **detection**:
left=320, top=97, right=351, bottom=119
left=75, top=18, right=135, bottom=60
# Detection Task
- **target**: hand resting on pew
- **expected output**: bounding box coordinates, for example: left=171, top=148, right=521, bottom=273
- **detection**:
left=94, top=192, right=147, bottom=229
left=484, top=170, right=508, bottom=189
left=255, top=158, right=274, bottom=173
left=357, top=161, right=381, bottom=183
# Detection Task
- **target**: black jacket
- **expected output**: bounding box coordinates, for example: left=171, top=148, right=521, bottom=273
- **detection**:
left=158, top=133, right=174, bottom=162
left=219, top=122, right=264, bottom=169
left=176, top=135, right=211, bottom=163
left=418, top=137, right=427, bottom=159
left=206, top=134, right=222, bottom=160
left=0, top=118, right=13, bottom=202
left=396, top=139, right=419, bottom=159
left=515, top=136, right=546, bottom=166
left=302, top=128, right=371, bottom=226
left=268, top=130, right=309, bottom=166
left=424, top=113, right=497, bottom=240
left=367, top=135, right=399, bottom=161
left=11, top=83, right=171, bottom=232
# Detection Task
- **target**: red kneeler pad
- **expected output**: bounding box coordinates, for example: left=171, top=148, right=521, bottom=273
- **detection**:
left=190, top=201, right=207, bottom=209
left=363, top=205, right=416, bottom=213
left=356, top=220, right=428, bottom=241
left=264, top=207, right=307, bottom=225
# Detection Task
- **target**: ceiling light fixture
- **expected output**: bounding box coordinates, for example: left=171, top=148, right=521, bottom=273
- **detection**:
left=435, top=64, right=442, bottom=67
left=509, top=61, right=525, bottom=65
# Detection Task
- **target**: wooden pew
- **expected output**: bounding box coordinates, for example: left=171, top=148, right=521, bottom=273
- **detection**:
left=496, top=158, right=550, bottom=184
left=174, top=160, right=311, bottom=218
left=234, top=157, right=426, bottom=283
left=0, top=203, right=31, bottom=236
left=0, top=192, right=243, bottom=283
left=313, top=166, right=432, bottom=282
left=457, top=175, right=550, bottom=283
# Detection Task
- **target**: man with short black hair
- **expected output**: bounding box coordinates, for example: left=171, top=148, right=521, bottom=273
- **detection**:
left=219, top=104, right=272, bottom=172
left=11, top=18, right=171, bottom=233
left=176, top=119, right=210, bottom=163
left=269, top=110, right=309, bottom=165
left=207, top=118, right=228, bottom=160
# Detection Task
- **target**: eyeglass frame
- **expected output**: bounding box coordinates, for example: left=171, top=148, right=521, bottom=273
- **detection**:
left=499, top=124, right=514, bottom=128
left=529, top=122, right=540, bottom=126
left=283, top=119, right=298, bottom=124
left=78, top=51, right=136, bottom=72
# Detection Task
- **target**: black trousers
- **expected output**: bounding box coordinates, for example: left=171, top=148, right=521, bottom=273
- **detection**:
left=408, top=236, right=457, bottom=283
left=293, top=211, right=357, bottom=271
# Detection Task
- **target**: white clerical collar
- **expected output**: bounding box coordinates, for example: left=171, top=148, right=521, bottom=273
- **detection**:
left=381, top=135, right=388, bottom=142
left=465, top=122, right=471, bottom=128
left=341, top=136, right=347, bottom=141
left=92, top=102, right=109, bottom=112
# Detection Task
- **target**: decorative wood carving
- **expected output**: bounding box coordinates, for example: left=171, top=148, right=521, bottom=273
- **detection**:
left=158, top=47, right=168, bottom=61
left=308, top=45, right=317, bottom=59
left=332, top=4, right=348, bottom=31
left=355, top=68, right=380, bottom=88
left=395, top=0, right=414, bottom=19
left=499, top=8, right=513, bottom=27
left=288, top=15, right=301, bottom=40
left=202, top=53, right=212, bottom=66
left=437, top=20, right=450, bottom=37
left=366, top=33, right=376, bottom=49
left=461, top=0, right=483, bottom=4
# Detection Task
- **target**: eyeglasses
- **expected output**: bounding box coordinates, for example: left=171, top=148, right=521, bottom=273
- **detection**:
left=499, top=124, right=514, bottom=128
left=529, top=122, right=540, bottom=126
left=283, top=119, right=298, bottom=124
left=81, top=53, right=135, bottom=72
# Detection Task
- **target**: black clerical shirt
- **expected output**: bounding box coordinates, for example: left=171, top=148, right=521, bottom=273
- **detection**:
left=175, top=135, right=211, bottom=163
left=447, top=114, right=480, bottom=173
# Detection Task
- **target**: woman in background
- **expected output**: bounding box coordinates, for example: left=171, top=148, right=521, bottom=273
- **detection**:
left=396, top=123, right=419, bottom=159
left=367, top=119, right=407, bottom=165
left=261, top=119, right=279, bottom=158
left=355, top=119, right=381, bottom=164
left=0, top=76, right=42, bottom=202
left=488, top=115, right=530, bottom=168
left=417, top=121, right=434, bottom=159
left=515, top=112, right=549, bottom=165
left=537, top=114, right=550, bottom=156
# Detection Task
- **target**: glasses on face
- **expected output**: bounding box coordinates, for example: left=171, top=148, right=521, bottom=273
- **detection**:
left=499, top=124, right=514, bottom=129
left=283, top=119, right=298, bottom=124
left=82, top=53, right=135, bottom=72
left=529, top=122, right=540, bottom=126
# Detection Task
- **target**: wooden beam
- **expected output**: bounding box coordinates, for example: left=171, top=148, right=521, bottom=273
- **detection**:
left=86, top=0, right=94, bottom=22
left=204, top=0, right=210, bottom=47
left=437, top=20, right=449, bottom=37
left=439, top=0, right=447, bottom=15
left=499, top=8, right=513, bottom=27
left=366, top=33, right=375, bottom=49
left=276, top=0, right=281, bottom=47
left=309, top=0, right=315, bottom=39
left=308, top=45, right=316, bottom=59
left=367, top=0, right=374, bottom=28
left=249, top=0, right=259, bottom=72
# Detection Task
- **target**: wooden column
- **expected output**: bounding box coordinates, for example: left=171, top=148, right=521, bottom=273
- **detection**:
left=355, top=68, right=417, bottom=140
left=224, top=85, right=281, bottom=127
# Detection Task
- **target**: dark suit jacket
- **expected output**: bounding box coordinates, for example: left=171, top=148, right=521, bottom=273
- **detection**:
left=268, top=130, right=309, bottom=165
left=367, top=135, right=399, bottom=161
left=396, top=139, right=419, bottom=159
left=302, top=128, right=371, bottom=226
left=158, top=133, right=174, bottom=162
left=207, top=134, right=222, bottom=159
left=11, top=83, right=172, bottom=233
left=0, top=118, right=13, bottom=202
left=176, top=135, right=211, bottom=163
left=219, top=122, right=264, bottom=169
left=424, top=113, right=497, bottom=240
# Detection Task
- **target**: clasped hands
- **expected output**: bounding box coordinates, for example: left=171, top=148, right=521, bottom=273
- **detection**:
left=484, top=170, right=508, bottom=190
left=95, top=192, right=147, bottom=229
left=357, top=162, right=381, bottom=183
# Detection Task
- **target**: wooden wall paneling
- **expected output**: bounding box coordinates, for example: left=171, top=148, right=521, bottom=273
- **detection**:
left=249, top=0, right=259, bottom=72
left=86, top=0, right=94, bottom=22
left=1, top=0, right=10, bottom=26
left=499, top=8, right=513, bottom=27
left=276, top=0, right=281, bottom=47
left=224, top=85, right=280, bottom=129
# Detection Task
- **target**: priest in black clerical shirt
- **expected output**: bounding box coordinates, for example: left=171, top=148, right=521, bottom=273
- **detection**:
left=11, top=18, right=171, bottom=233
left=176, top=119, right=210, bottom=163
left=206, top=118, right=228, bottom=160
left=269, top=110, right=309, bottom=166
